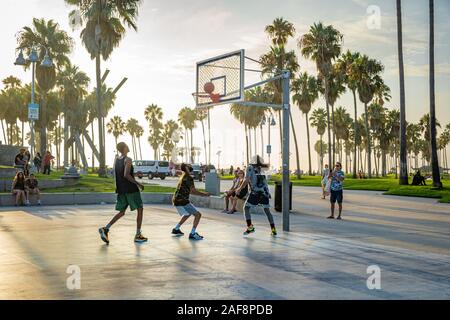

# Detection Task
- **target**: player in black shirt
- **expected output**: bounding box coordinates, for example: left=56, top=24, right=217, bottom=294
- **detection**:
left=99, top=142, right=147, bottom=244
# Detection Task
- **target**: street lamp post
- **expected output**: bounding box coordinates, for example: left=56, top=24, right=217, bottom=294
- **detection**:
left=14, top=45, right=53, bottom=156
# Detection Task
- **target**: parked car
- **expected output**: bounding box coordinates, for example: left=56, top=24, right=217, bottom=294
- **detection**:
left=190, top=163, right=202, bottom=181
left=132, top=160, right=170, bottom=180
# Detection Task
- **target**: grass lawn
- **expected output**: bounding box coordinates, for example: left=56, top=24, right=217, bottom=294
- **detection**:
left=1, top=170, right=176, bottom=194
left=270, top=174, right=450, bottom=203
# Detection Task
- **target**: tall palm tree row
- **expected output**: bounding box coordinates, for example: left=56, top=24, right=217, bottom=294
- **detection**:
left=299, top=22, right=343, bottom=169
left=66, top=0, right=142, bottom=176
left=292, top=72, right=319, bottom=175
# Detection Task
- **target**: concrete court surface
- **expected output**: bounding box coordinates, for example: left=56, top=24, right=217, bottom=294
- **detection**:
left=0, top=187, right=449, bottom=300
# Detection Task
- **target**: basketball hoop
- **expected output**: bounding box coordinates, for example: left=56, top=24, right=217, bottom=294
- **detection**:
left=192, top=92, right=222, bottom=105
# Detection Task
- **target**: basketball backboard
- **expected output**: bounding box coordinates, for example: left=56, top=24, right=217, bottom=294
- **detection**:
left=194, top=49, right=245, bottom=108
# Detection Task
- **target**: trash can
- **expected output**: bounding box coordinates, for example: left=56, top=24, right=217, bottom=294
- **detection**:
left=274, top=181, right=292, bottom=212
left=205, top=172, right=220, bottom=196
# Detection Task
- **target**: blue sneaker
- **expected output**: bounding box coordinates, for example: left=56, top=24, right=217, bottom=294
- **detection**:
left=189, top=232, right=204, bottom=240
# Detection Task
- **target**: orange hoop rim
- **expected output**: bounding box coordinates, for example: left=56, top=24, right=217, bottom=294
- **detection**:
left=192, top=92, right=222, bottom=103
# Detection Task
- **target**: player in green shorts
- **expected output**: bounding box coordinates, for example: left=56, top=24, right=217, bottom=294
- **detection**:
left=98, top=142, right=148, bottom=244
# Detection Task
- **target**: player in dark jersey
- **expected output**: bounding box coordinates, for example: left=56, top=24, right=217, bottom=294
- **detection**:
left=98, top=142, right=148, bottom=244
left=237, top=155, right=277, bottom=236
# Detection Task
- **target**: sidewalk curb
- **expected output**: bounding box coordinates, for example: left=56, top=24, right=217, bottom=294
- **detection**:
left=0, top=193, right=265, bottom=214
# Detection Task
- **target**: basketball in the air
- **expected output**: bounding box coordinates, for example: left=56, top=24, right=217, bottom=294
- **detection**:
left=204, top=82, right=215, bottom=94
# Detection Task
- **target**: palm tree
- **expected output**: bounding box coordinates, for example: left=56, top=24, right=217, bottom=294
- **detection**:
left=66, top=0, right=142, bottom=176
left=178, top=107, right=196, bottom=163
left=310, top=108, right=328, bottom=169
left=145, top=104, right=164, bottom=159
left=265, top=18, right=295, bottom=48
left=299, top=22, right=343, bottom=168
left=262, top=18, right=299, bottom=166
left=135, top=124, right=144, bottom=160
left=161, top=120, right=179, bottom=161
left=396, top=0, right=408, bottom=184
left=334, top=106, right=352, bottom=164
left=57, top=63, right=90, bottom=167
left=292, top=72, right=319, bottom=176
left=336, top=50, right=362, bottom=178
left=319, top=66, right=346, bottom=164
left=314, top=140, right=328, bottom=172
left=106, top=116, right=126, bottom=152
left=428, top=0, right=442, bottom=188
left=16, top=18, right=73, bottom=156
left=126, top=118, right=139, bottom=159
left=352, top=54, right=386, bottom=178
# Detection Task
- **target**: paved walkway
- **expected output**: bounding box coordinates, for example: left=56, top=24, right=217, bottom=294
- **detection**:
left=0, top=193, right=449, bottom=299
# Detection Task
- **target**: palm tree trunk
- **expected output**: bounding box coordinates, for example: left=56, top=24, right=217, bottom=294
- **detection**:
left=352, top=91, right=358, bottom=178
left=40, top=94, right=47, bottom=155
left=429, top=0, right=442, bottom=188
left=324, top=82, right=333, bottom=168
left=397, top=0, right=409, bottom=185
left=331, top=103, right=336, bottom=165
left=289, top=111, right=301, bottom=179
left=245, top=124, right=249, bottom=164
left=190, top=129, right=194, bottom=163
left=1, top=120, right=6, bottom=144
left=21, top=121, right=24, bottom=146
left=320, top=135, right=324, bottom=169
left=138, top=137, right=143, bottom=160
left=91, top=121, right=95, bottom=170
left=305, top=113, right=312, bottom=176
left=96, top=52, right=106, bottom=177
left=363, top=103, right=372, bottom=178
left=201, top=119, right=207, bottom=165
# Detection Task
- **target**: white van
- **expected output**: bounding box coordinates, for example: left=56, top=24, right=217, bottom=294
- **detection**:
left=132, top=160, right=170, bottom=180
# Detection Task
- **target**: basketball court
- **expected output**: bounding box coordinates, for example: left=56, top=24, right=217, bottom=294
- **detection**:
left=0, top=200, right=449, bottom=300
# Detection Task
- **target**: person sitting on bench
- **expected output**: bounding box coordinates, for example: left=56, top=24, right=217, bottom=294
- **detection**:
left=25, top=174, right=41, bottom=205
left=412, top=170, right=426, bottom=186
left=228, top=169, right=248, bottom=214
left=14, top=148, right=27, bottom=171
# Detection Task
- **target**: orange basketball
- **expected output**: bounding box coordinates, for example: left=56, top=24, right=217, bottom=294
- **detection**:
left=204, top=82, right=215, bottom=94
left=210, top=93, right=221, bottom=103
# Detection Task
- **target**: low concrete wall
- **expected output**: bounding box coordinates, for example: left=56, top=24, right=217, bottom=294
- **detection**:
left=0, top=168, right=16, bottom=178
left=0, top=178, right=78, bottom=193
left=0, top=145, right=22, bottom=166
left=0, top=192, right=263, bottom=214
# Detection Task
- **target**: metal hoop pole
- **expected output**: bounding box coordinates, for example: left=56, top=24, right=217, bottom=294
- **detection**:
left=282, top=70, right=291, bottom=232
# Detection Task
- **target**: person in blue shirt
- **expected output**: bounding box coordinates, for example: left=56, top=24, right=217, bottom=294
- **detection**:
left=327, top=162, right=345, bottom=220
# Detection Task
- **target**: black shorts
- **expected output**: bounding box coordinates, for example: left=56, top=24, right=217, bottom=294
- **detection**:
left=330, top=190, right=343, bottom=204
left=236, top=189, right=248, bottom=200
left=246, top=191, right=270, bottom=207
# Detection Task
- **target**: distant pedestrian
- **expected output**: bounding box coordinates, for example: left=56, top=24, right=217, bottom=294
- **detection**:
left=43, top=151, right=54, bottom=175
left=33, top=152, right=42, bottom=173
left=321, top=164, right=330, bottom=199
left=327, top=162, right=345, bottom=220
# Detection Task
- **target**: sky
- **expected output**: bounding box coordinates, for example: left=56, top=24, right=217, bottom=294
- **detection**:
left=0, top=0, right=449, bottom=171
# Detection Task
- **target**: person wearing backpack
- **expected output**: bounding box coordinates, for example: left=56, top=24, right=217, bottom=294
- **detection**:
left=238, top=155, right=277, bottom=237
